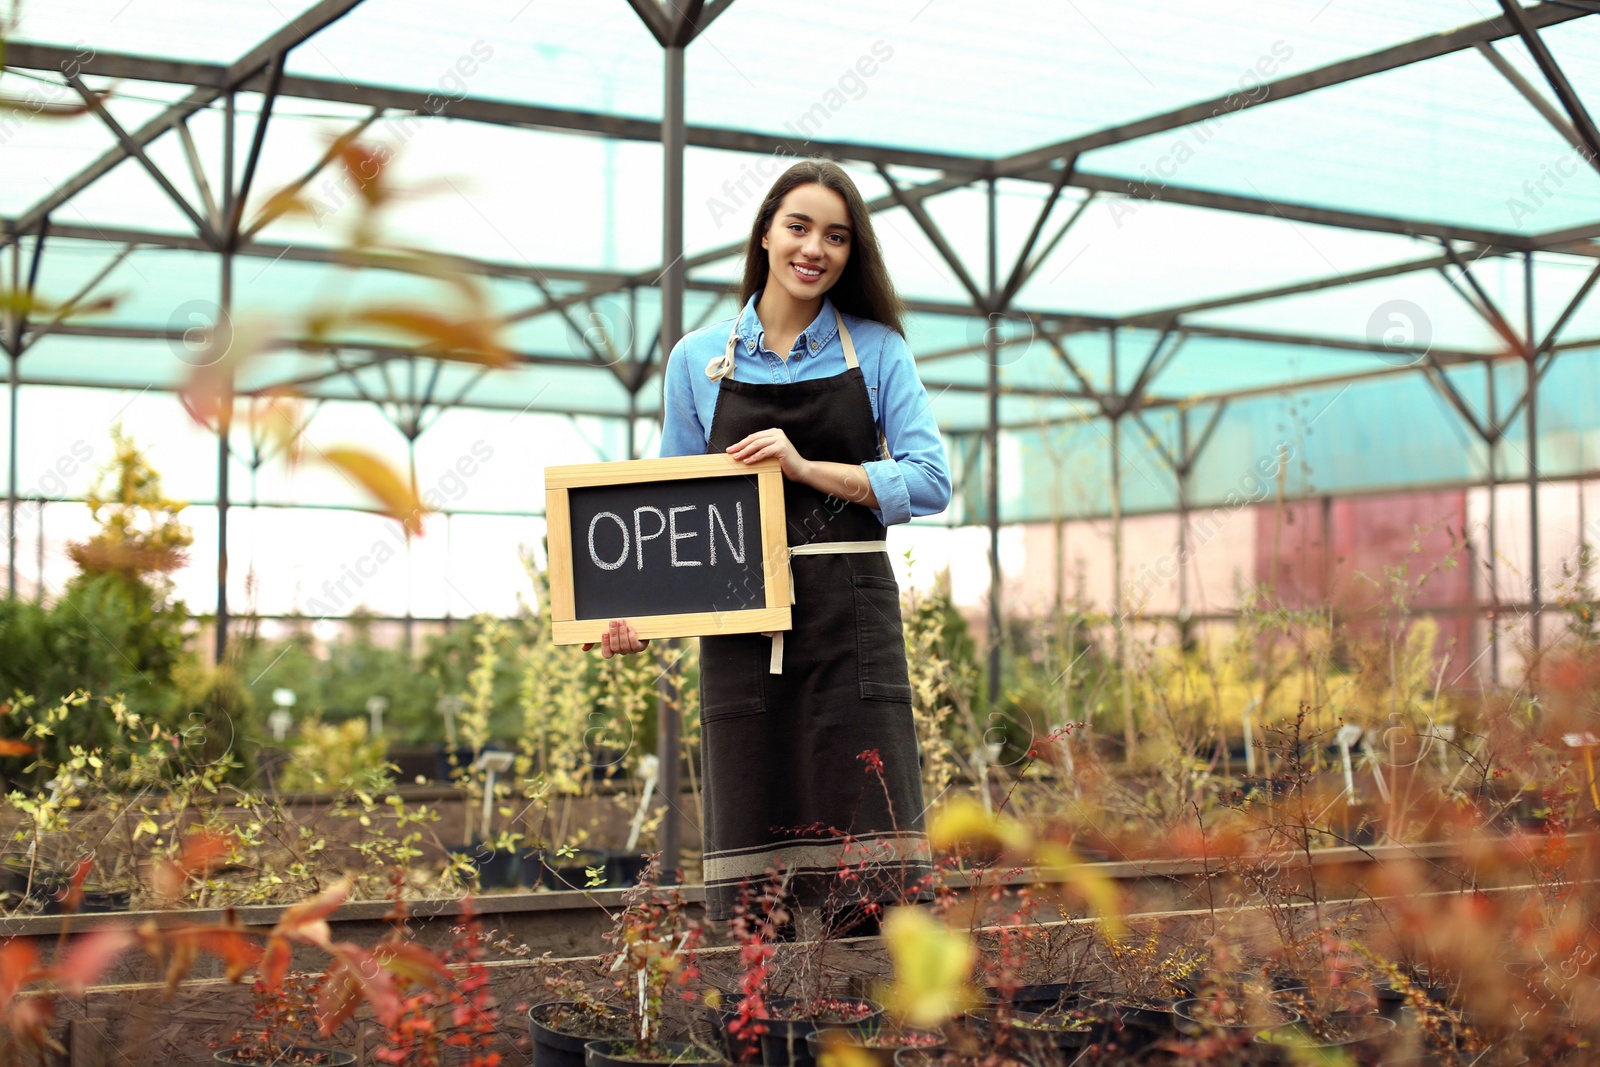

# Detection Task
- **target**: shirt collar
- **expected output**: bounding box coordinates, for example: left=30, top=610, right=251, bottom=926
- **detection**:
left=736, top=290, right=839, bottom=355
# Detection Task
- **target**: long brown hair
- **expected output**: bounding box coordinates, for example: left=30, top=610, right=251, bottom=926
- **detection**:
left=737, top=159, right=906, bottom=337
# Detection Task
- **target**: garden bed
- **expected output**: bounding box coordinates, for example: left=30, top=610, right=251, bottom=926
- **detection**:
left=29, top=875, right=1570, bottom=1066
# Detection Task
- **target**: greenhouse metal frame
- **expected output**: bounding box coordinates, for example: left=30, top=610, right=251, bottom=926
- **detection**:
left=5, top=0, right=1600, bottom=862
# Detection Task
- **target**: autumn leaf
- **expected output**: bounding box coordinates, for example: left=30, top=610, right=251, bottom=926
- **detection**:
left=5, top=996, right=56, bottom=1053
left=246, top=186, right=319, bottom=232
left=0, top=288, right=119, bottom=321
left=139, top=917, right=263, bottom=992
left=318, top=943, right=401, bottom=1033
left=877, top=906, right=977, bottom=1028
left=344, top=305, right=512, bottom=367
left=338, top=141, right=390, bottom=208
left=270, top=876, right=351, bottom=950
left=371, top=939, right=450, bottom=987
left=0, top=939, right=42, bottom=1005
left=247, top=393, right=307, bottom=468
left=50, top=927, right=137, bottom=995
left=816, top=1033, right=883, bottom=1067
left=319, top=448, right=429, bottom=536
left=151, top=830, right=233, bottom=902
left=60, top=853, right=94, bottom=913
left=928, top=795, right=1032, bottom=856
left=0, top=738, right=36, bottom=756
left=260, top=936, right=292, bottom=991
left=1037, top=842, right=1124, bottom=940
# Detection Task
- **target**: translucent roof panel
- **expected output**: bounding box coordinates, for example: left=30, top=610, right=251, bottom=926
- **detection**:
left=7, top=0, right=326, bottom=63
left=1010, top=195, right=1442, bottom=320
left=687, top=0, right=1496, bottom=158
left=1083, top=44, right=1600, bottom=235
left=1184, top=268, right=1513, bottom=353
left=283, top=0, right=665, bottom=119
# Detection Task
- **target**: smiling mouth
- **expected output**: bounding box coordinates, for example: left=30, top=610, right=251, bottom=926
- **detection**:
left=792, top=262, right=824, bottom=282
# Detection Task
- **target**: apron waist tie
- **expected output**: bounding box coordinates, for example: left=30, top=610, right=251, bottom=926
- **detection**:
left=764, top=540, right=890, bottom=674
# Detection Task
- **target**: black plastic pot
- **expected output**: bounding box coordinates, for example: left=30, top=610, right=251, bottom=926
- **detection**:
left=980, top=982, right=1084, bottom=1012
left=214, top=1049, right=356, bottom=1066
left=1088, top=997, right=1178, bottom=1050
left=804, top=1024, right=944, bottom=1067
left=1004, top=1011, right=1105, bottom=1050
left=433, top=744, right=476, bottom=783
left=1271, top=985, right=1375, bottom=1019
left=607, top=850, right=653, bottom=888
left=529, top=1002, right=632, bottom=1067
left=75, top=886, right=133, bottom=913
left=448, top=840, right=519, bottom=889
left=0, top=860, right=65, bottom=910
left=1173, top=998, right=1298, bottom=1037
left=759, top=997, right=883, bottom=1067
left=1252, top=1015, right=1396, bottom=1063
left=584, top=1040, right=724, bottom=1067
left=706, top=1004, right=761, bottom=1065
left=894, top=1050, right=1025, bottom=1067
left=0, top=861, right=132, bottom=914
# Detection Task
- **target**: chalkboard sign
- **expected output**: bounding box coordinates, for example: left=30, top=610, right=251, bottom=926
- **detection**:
left=544, top=454, right=791, bottom=644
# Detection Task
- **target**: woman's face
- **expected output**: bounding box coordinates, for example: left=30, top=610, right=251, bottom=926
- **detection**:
left=760, top=182, right=852, bottom=305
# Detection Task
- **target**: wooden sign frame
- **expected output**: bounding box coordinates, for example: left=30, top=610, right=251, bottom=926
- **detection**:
left=544, top=454, right=791, bottom=644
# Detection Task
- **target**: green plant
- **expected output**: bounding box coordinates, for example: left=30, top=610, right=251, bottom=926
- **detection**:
left=276, top=718, right=393, bottom=795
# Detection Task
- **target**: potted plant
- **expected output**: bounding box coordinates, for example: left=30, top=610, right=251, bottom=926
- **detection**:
left=804, top=1021, right=944, bottom=1067
left=529, top=998, right=633, bottom=1067
left=581, top=859, right=718, bottom=1066
left=757, top=996, right=883, bottom=1067
left=1253, top=1015, right=1398, bottom=1061
left=1173, top=992, right=1298, bottom=1038
left=215, top=973, right=355, bottom=1066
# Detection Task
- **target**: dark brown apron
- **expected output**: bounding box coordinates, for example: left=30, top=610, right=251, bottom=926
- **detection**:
left=697, top=311, right=932, bottom=921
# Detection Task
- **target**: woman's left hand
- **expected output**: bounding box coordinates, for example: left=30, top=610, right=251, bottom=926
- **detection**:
left=726, top=428, right=811, bottom=481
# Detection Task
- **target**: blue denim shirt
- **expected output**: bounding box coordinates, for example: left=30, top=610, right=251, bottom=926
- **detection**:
left=660, top=291, right=952, bottom=526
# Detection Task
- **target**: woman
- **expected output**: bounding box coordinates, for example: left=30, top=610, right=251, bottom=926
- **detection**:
left=588, top=159, right=951, bottom=935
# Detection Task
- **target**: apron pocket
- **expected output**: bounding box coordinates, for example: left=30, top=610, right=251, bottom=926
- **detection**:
left=853, top=573, right=913, bottom=703
left=698, top=632, right=769, bottom=722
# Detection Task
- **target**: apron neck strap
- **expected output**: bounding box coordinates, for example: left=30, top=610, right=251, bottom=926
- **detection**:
left=705, top=305, right=856, bottom=382
left=835, top=309, right=858, bottom=370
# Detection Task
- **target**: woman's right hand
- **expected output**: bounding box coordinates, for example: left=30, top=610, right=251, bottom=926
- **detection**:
left=582, top=619, right=650, bottom=658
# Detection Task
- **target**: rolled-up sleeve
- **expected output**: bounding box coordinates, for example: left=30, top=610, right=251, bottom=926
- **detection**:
left=659, top=337, right=706, bottom=459
left=862, top=329, right=951, bottom=526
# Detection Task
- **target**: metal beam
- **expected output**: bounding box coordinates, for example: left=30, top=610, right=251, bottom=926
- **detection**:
left=9, top=0, right=371, bottom=237
left=997, top=157, right=1077, bottom=309
left=7, top=227, right=1545, bottom=372
left=1070, top=169, right=1546, bottom=251
left=176, top=119, right=223, bottom=234
left=1439, top=241, right=1529, bottom=355
left=1496, top=257, right=1600, bottom=429
left=667, top=0, right=708, bottom=47
left=6, top=372, right=637, bottom=420
left=1496, top=0, right=1600, bottom=163
left=1121, top=251, right=1469, bottom=325
left=876, top=164, right=989, bottom=309
left=1476, top=42, right=1600, bottom=174
left=18, top=243, right=139, bottom=351
left=14, top=42, right=1582, bottom=254
left=30, top=322, right=639, bottom=378
left=4, top=43, right=987, bottom=177
left=984, top=178, right=1001, bottom=710
left=1420, top=355, right=1489, bottom=441
left=65, top=73, right=220, bottom=246
left=228, top=53, right=287, bottom=246
left=624, top=0, right=671, bottom=47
